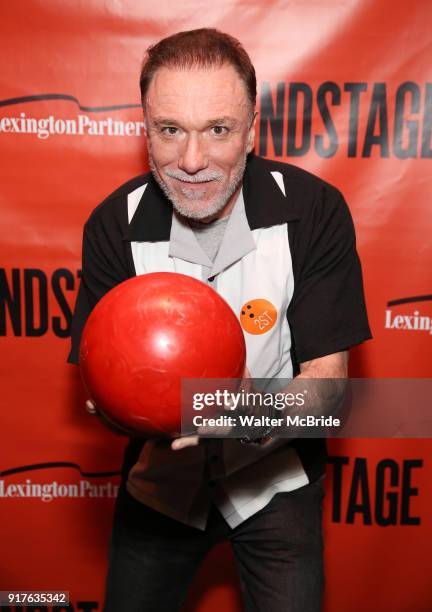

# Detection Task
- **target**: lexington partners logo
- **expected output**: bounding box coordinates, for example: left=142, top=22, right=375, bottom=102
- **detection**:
left=0, top=93, right=144, bottom=140
left=0, top=461, right=120, bottom=502
left=385, top=294, right=432, bottom=335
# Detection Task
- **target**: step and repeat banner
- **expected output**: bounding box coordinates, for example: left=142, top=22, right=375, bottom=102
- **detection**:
left=1, top=1, right=431, bottom=611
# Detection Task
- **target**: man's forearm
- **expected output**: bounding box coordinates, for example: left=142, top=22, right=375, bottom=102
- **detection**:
left=240, top=352, right=348, bottom=442
left=276, top=374, right=347, bottom=423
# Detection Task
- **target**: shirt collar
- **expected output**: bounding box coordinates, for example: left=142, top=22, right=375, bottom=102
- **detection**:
left=210, top=189, right=256, bottom=276
left=168, top=189, right=256, bottom=275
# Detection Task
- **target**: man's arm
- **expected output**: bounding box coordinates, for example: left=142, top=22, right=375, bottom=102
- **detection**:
left=267, top=350, right=348, bottom=439
left=299, top=350, right=348, bottom=378
left=171, top=350, right=348, bottom=450
left=68, top=208, right=132, bottom=365
left=295, top=349, right=348, bottom=417
left=69, top=207, right=137, bottom=434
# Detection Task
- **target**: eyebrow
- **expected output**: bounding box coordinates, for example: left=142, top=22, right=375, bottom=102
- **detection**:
left=151, top=116, right=238, bottom=128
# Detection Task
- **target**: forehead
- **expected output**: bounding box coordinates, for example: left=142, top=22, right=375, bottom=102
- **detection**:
left=145, top=64, right=250, bottom=123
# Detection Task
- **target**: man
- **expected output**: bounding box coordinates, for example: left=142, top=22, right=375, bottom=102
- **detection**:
left=69, top=28, right=371, bottom=612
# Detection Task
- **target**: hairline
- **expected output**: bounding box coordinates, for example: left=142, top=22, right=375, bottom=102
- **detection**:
left=141, top=60, right=256, bottom=116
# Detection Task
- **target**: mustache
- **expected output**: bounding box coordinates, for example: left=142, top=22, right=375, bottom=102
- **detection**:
left=164, top=169, right=224, bottom=183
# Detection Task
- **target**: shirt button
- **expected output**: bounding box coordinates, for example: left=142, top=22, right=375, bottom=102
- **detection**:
left=210, top=455, right=218, bottom=462
left=208, top=480, right=215, bottom=487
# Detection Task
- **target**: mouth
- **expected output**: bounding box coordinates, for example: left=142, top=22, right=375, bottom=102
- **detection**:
left=171, top=177, right=214, bottom=189
left=174, top=175, right=214, bottom=183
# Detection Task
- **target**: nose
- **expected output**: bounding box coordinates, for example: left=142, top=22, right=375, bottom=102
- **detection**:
left=178, top=132, right=208, bottom=174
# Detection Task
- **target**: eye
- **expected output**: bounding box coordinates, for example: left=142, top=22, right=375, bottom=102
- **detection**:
left=161, top=126, right=179, bottom=136
left=211, top=125, right=228, bottom=136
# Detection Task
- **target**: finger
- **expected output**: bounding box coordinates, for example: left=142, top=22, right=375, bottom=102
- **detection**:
left=171, top=436, right=199, bottom=451
left=85, top=399, right=98, bottom=415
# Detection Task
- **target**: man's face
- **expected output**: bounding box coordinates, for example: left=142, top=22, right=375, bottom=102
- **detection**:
left=144, top=63, right=256, bottom=221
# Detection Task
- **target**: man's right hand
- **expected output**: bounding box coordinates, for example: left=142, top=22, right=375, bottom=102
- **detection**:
left=85, top=400, right=142, bottom=437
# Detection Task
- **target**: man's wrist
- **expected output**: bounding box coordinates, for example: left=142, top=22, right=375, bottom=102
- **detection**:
left=238, top=398, right=279, bottom=444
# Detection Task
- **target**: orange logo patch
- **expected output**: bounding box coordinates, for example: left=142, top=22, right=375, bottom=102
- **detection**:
left=240, top=299, right=277, bottom=335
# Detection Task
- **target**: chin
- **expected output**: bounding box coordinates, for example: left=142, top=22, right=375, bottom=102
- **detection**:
left=173, top=197, right=226, bottom=221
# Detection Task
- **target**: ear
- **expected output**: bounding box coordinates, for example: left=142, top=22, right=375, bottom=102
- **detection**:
left=246, top=111, right=257, bottom=154
left=142, top=101, right=149, bottom=137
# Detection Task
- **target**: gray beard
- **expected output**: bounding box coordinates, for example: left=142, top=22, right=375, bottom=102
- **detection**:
left=148, top=155, right=247, bottom=221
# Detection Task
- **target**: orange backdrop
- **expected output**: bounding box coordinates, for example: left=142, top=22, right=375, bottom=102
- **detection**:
left=1, top=1, right=431, bottom=611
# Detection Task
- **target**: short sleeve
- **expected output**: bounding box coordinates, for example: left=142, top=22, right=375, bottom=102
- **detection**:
left=67, top=220, right=130, bottom=365
left=287, top=184, right=371, bottom=363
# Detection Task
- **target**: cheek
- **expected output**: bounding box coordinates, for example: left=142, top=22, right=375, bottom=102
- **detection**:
left=148, top=138, right=179, bottom=167
left=210, top=141, right=247, bottom=173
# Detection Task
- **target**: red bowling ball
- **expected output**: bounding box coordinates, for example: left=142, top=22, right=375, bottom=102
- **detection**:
left=79, top=272, right=246, bottom=436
